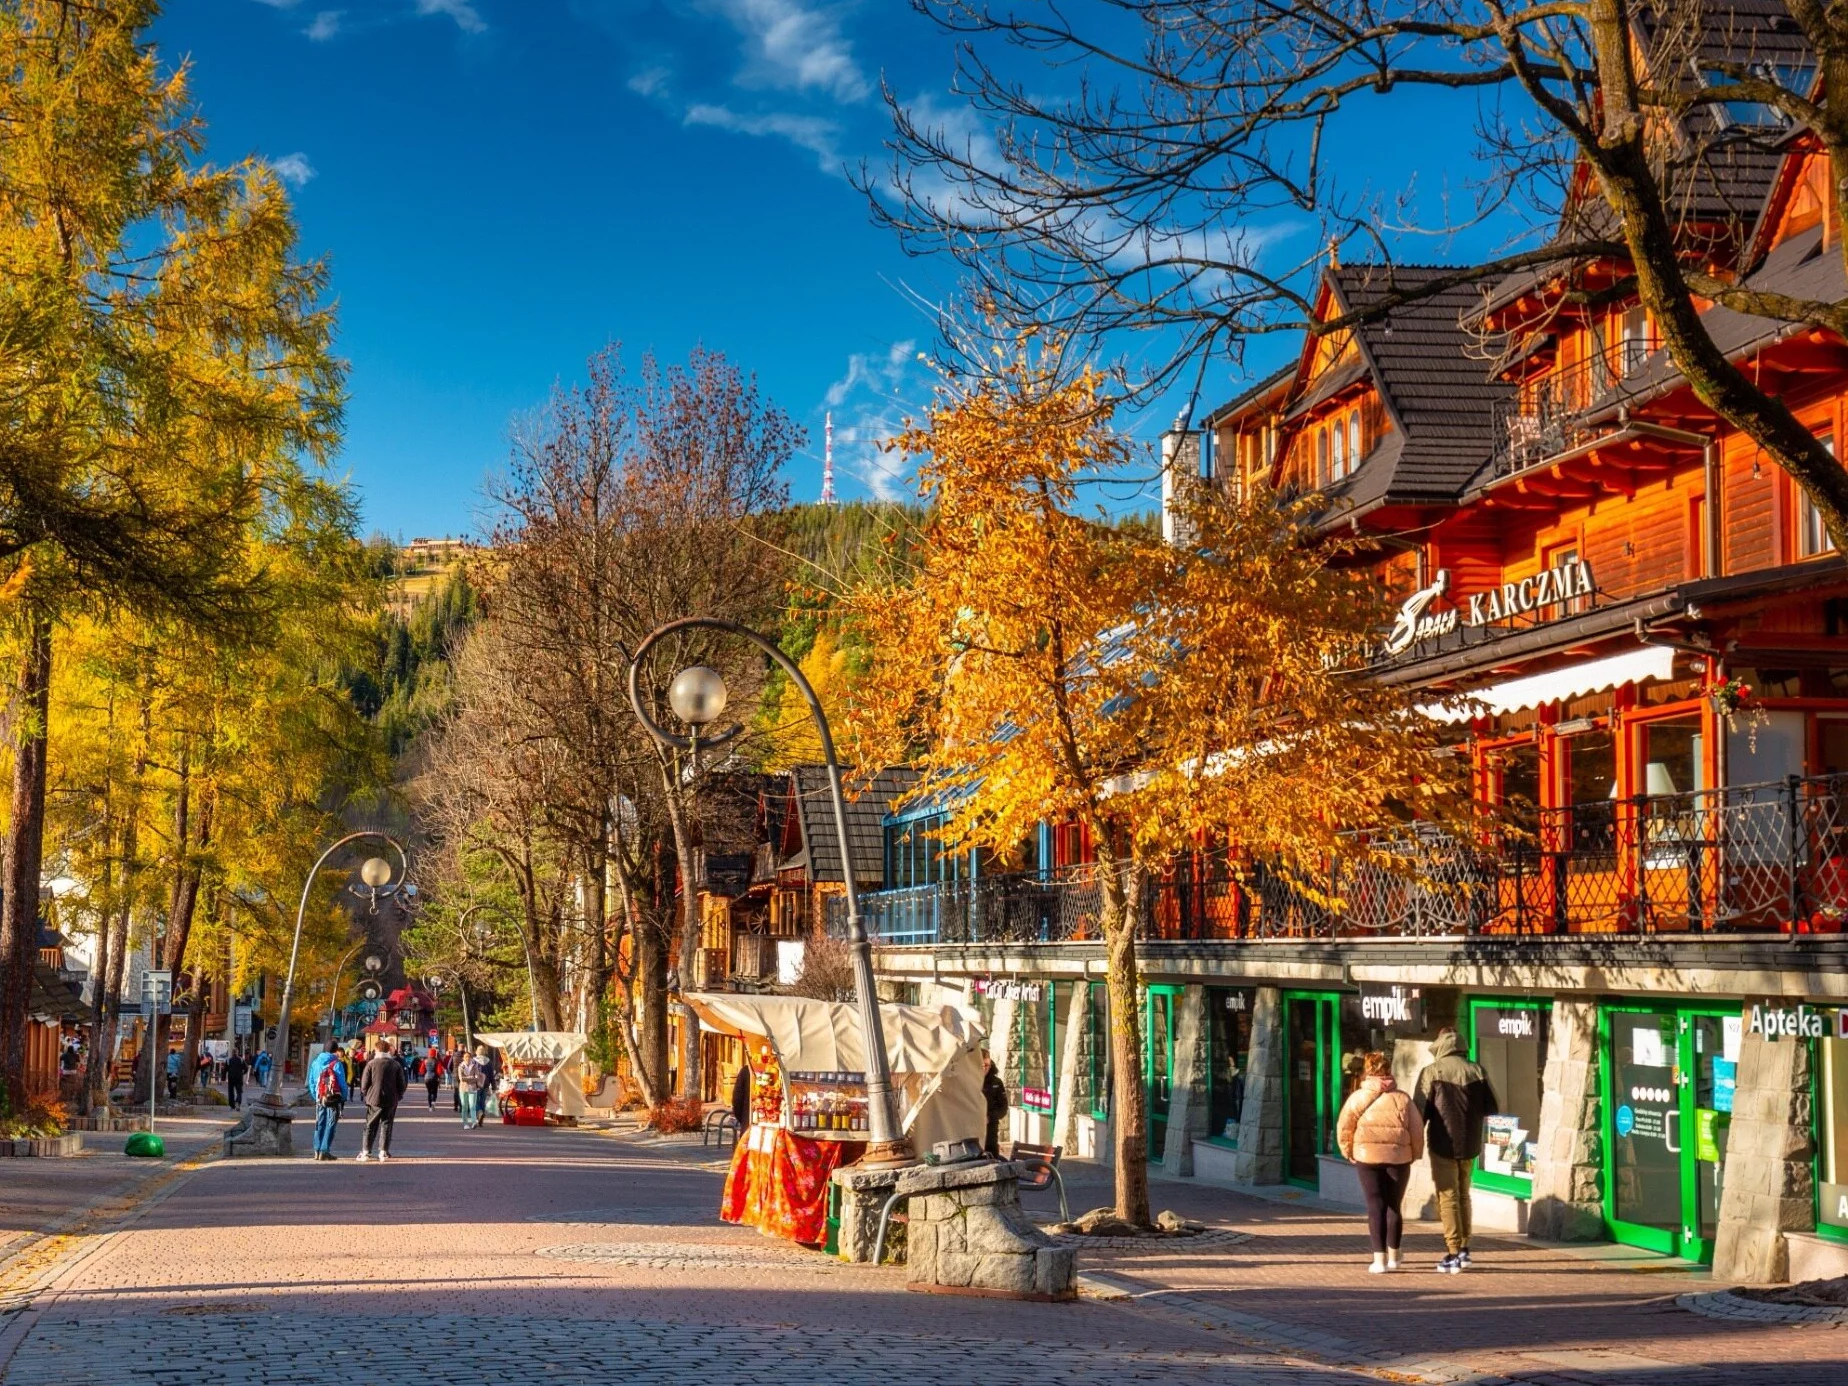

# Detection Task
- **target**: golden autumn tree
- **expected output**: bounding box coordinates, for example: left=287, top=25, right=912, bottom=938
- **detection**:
left=0, top=0, right=342, bottom=1106
left=848, top=353, right=1462, bottom=1225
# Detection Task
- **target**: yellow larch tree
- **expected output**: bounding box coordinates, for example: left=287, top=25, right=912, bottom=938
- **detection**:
left=848, top=351, right=1462, bottom=1225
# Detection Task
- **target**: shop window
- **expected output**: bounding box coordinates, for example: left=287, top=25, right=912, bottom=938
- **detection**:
left=1819, top=718, right=1848, bottom=777
left=1798, top=434, right=1837, bottom=559
left=1641, top=717, right=1704, bottom=799
left=1469, top=1001, right=1551, bottom=1190
left=1336, top=994, right=1394, bottom=1108
left=1205, top=987, right=1256, bottom=1143
left=1819, top=1032, right=1848, bottom=1240
left=1013, top=984, right=1058, bottom=1113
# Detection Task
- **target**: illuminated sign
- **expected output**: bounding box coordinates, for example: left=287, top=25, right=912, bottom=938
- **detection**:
left=1384, top=557, right=1596, bottom=657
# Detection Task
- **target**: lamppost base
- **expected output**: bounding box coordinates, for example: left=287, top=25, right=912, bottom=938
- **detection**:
left=855, top=1138, right=917, bottom=1170
left=224, top=1093, right=295, bottom=1158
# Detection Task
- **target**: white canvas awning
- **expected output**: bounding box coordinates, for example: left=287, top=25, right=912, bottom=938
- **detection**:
left=476, top=1031, right=590, bottom=1118
left=684, top=993, right=987, bottom=1151
left=1421, top=645, right=1678, bottom=724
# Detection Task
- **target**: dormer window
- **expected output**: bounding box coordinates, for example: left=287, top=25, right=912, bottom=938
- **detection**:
left=1330, top=417, right=1347, bottom=480
left=1347, top=411, right=1363, bottom=471
left=1316, top=427, right=1329, bottom=487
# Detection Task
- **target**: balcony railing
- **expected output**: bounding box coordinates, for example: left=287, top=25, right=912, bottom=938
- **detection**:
left=831, top=772, right=1848, bottom=944
left=1490, top=340, right=1653, bottom=479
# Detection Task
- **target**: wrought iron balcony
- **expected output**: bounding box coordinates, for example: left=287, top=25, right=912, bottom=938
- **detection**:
left=831, top=772, right=1848, bottom=943
left=1490, top=340, right=1653, bottom=479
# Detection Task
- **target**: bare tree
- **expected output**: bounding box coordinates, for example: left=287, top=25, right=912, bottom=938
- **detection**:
left=869, top=0, right=1848, bottom=541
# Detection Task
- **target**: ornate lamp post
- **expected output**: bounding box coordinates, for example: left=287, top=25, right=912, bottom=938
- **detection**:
left=456, top=901, right=539, bottom=1033
left=239, top=832, right=409, bottom=1155
left=626, top=617, right=911, bottom=1166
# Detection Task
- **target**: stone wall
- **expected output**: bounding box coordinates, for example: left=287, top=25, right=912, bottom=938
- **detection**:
left=903, top=1161, right=1076, bottom=1300
left=1161, top=986, right=1209, bottom=1176
left=1713, top=1029, right=1815, bottom=1285
left=1526, top=998, right=1604, bottom=1242
left=1231, top=987, right=1284, bottom=1184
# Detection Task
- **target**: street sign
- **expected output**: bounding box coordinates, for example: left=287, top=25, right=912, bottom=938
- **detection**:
left=140, top=969, right=172, bottom=1013
left=233, top=1004, right=253, bottom=1036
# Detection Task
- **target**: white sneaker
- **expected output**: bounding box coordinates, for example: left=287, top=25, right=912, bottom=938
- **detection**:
left=1368, top=1260, right=1388, bottom=1274
left=378, top=1151, right=390, bottom=1161
left=354, top=1152, right=369, bottom=1162
left=1386, top=1251, right=1402, bottom=1271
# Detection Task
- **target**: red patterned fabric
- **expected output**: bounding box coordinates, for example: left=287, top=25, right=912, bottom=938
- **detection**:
left=721, top=1124, right=862, bottom=1244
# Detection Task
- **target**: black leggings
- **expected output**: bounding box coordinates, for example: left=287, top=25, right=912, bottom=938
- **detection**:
left=1354, top=1161, right=1411, bottom=1252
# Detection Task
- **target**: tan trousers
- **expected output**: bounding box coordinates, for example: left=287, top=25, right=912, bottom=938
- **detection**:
left=1429, top=1155, right=1474, bottom=1253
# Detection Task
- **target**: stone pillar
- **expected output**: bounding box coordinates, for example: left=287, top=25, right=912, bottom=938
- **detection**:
left=223, top=1093, right=295, bottom=1158
left=1049, top=980, right=1088, bottom=1157
left=1161, top=986, right=1209, bottom=1176
left=832, top=1165, right=904, bottom=1264
left=1232, top=987, right=1284, bottom=1184
left=902, top=1161, right=1076, bottom=1300
left=1527, top=998, right=1603, bottom=1241
left=1713, top=1028, right=1815, bottom=1285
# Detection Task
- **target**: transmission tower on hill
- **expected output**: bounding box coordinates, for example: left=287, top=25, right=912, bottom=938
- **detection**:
left=820, top=411, right=838, bottom=505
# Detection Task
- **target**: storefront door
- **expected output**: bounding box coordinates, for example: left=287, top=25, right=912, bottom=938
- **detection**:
left=1601, top=1003, right=1739, bottom=1261
left=1145, top=987, right=1178, bottom=1160
left=1284, top=992, right=1337, bottom=1185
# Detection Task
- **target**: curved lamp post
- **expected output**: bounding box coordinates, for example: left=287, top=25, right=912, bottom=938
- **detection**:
left=261, top=832, right=410, bottom=1102
left=321, top=939, right=370, bottom=1042
left=627, top=617, right=911, bottom=1166
left=457, top=900, right=540, bottom=1034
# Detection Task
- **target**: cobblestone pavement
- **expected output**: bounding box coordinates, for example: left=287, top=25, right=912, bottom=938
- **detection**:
left=1, top=1103, right=1844, bottom=1385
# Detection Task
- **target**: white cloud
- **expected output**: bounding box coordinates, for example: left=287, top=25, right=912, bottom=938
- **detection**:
left=250, top=0, right=303, bottom=8
left=684, top=102, right=843, bottom=174
left=270, top=152, right=317, bottom=187
left=709, top=0, right=868, bottom=103
left=627, top=66, right=671, bottom=98
left=818, top=339, right=926, bottom=501
left=416, top=0, right=486, bottom=33
left=824, top=338, right=914, bottom=409
left=304, top=10, right=342, bottom=39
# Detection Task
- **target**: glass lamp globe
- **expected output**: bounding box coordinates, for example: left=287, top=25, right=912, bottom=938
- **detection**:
left=359, top=857, right=393, bottom=889
left=668, top=665, right=729, bottom=727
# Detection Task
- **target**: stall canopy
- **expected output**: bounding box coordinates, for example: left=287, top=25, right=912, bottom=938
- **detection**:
left=476, top=1031, right=589, bottom=1119
left=684, top=993, right=986, bottom=1153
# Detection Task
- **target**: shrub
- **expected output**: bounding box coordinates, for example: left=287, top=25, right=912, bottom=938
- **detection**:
left=644, top=1095, right=708, bottom=1134
left=0, top=1081, right=70, bottom=1140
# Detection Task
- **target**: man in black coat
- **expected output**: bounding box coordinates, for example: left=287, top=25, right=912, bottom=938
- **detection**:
left=224, top=1050, right=247, bottom=1110
left=1414, top=1028, right=1498, bottom=1273
left=981, top=1053, right=1009, bottom=1158
left=356, top=1040, right=409, bottom=1162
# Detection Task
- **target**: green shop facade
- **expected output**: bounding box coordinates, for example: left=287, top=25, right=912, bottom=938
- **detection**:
left=872, top=937, right=1848, bottom=1285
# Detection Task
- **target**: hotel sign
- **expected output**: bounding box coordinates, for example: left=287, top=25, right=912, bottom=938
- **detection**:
left=1384, top=556, right=1597, bottom=657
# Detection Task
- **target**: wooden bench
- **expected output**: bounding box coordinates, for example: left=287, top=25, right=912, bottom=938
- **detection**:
left=1008, top=1141, right=1069, bottom=1222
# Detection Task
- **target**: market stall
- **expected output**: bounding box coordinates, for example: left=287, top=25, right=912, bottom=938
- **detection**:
left=475, top=1031, right=589, bottom=1127
left=684, top=993, right=986, bottom=1244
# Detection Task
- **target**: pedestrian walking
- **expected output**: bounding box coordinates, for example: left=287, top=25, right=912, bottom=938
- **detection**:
left=981, top=1052, right=1008, bottom=1158
left=424, top=1053, right=441, bottom=1108
left=1414, top=1027, right=1498, bottom=1274
left=457, top=1046, right=487, bottom=1129
left=164, top=1048, right=181, bottom=1100
left=356, top=1038, right=408, bottom=1162
left=308, top=1043, right=349, bottom=1161
left=1335, top=1051, right=1423, bottom=1273
left=451, top=1047, right=463, bottom=1112
left=225, top=1050, right=248, bottom=1110
left=252, top=1049, right=271, bottom=1089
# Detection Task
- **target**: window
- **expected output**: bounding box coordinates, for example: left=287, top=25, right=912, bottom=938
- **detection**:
left=1014, top=987, right=1053, bottom=1111
left=1205, top=987, right=1256, bottom=1143
left=1316, top=427, right=1329, bottom=487
left=1347, top=411, right=1362, bottom=470
left=1820, top=1031, right=1848, bottom=1240
left=1620, top=306, right=1649, bottom=377
left=1800, top=435, right=1838, bottom=558
left=1330, top=419, right=1346, bottom=480
left=1470, top=1001, right=1552, bottom=1190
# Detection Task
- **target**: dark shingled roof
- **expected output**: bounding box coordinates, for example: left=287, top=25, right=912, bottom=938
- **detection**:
left=1322, top=265, right=1512, bottom=507
left=790, top=765, right=917, bottom=888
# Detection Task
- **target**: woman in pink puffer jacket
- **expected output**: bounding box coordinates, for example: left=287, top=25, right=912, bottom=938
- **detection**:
left=1335, top=1050, right=1425, bottom=1272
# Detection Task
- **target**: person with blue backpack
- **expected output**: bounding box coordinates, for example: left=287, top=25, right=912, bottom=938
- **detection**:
left=307, top=1042, right=350, bottom=1162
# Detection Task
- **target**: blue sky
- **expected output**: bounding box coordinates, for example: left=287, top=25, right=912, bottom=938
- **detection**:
left=158, top=1, right=985, bottom=538
left=158, top=2, right=1512, bottom=540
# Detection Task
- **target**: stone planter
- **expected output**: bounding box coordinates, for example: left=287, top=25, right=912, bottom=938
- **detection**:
left=0, top=1133, right=84, bottom=1157
left=223, top=1095, right=295, bottom=1157
left=833, top=1165, right=904, bottom=1264
left=900, top=1161, right=1076, bottom=1302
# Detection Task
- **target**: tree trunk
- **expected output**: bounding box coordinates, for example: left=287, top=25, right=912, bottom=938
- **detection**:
left=1097, top=849, right=1151, bottom=1226
left=86, top=694, right=146, bottom=1115
left=0, top=608, right=52, bottom=1110
left=167, top=778, right=212, bottom=1092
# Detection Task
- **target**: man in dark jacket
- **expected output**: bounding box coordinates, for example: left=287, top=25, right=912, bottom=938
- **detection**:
left=356, top=1039, right=409, bottom=1162
left=981, top=1053, right=1009, bottom=1158
left=224, top=1050, right=247, bottom=1110
left=1413, top=1028, right=1498, bottom=1273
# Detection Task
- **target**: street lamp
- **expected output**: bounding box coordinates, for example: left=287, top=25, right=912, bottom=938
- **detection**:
left=321, top=939, right=370, bottom=1042
left=259, top=832, right=409, bottom=1113
left=626, top=617, right=910, bottom=1166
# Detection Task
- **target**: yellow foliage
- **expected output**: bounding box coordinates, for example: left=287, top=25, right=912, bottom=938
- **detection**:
left=761, top=627, right=857, bottom=771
